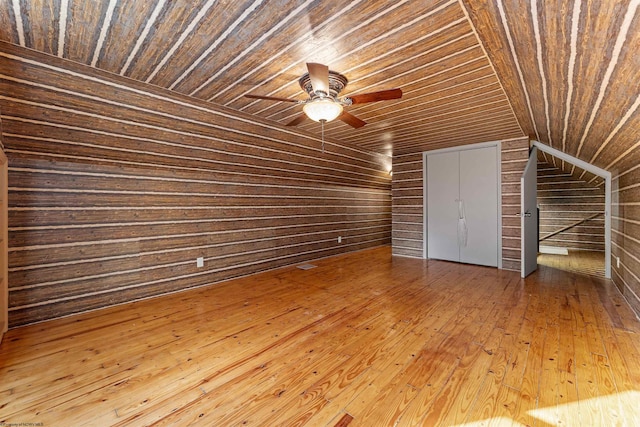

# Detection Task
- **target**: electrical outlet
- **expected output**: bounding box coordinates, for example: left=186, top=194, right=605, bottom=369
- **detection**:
left=616, top=256, right=620, bottom=268
left=197, top=257, right=204, bottom=268
left=337, top=236, right=342, bottom=243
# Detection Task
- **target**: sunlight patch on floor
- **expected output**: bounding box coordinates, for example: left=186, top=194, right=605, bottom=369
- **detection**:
left=451, top=391, right=640, bottom=426
left=528, top=390, right=640, bottom=426
left=451, top=417, right=526, bottom=426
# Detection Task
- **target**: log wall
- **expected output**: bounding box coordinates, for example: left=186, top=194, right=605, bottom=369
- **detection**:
left=537, top=161, right=605, bottom=252
left=500, top=138, right=530, bottom=271
left=391, top=153, right=423, bottom=258
left=613, top=162, right=640, bottom=316
left=0, top=42, right=392, bottom=327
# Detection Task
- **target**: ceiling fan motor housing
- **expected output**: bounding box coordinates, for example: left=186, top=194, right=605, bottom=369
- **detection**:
left=299, top=70, right=349, bottom=101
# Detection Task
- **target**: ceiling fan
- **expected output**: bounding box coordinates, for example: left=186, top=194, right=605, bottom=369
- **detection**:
left=245, top=63, right=402, bottom=128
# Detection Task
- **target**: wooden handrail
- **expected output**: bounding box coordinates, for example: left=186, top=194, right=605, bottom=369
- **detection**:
left=539, top=212, right=603, bottom=242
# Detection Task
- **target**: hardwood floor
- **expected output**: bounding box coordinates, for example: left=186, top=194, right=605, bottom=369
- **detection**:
left=538, top=250, right=605, bottom=279
left=1, top=246, right=639, bottom=426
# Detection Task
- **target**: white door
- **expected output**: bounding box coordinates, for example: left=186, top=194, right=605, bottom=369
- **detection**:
left=521, top=146, right=538, bottom=277
left=460, top=146, right=498, bottom=267
left=427, top=151, right=460, bottom=262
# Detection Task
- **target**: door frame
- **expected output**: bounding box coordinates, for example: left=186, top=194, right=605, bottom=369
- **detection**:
left=423, top=140, right=502, bottom=269
left=521, top=146, right=538, bottom=277
left=531, top=140, right=612, bottom=278
left=0, top=147, right=7, bottom=341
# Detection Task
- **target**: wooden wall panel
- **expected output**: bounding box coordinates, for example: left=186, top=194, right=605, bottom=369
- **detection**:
left=391, top=153, right=423, bottom=258
left=0, top=108, right=6, bottom=342
left=391, top=137, right=530, bottom=271
left=0, top=43, right=391, bottom=327
left=537, top=161, right=605, bottom=252
left=613, top=163, right=640, bottom=317
left=500, top=138, right=529, bottom=271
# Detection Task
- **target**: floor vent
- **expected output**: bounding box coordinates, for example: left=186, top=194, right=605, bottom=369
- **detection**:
left=296, top=263, right=317, bottom=270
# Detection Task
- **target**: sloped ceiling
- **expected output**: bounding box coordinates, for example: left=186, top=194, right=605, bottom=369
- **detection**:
left=537, top=149, right=607, bottom=189
left=0, top=0, right=523, bottom=156
left=0, top=0, right=637, bottom=166
left=465, top=0, right=639, bottom=180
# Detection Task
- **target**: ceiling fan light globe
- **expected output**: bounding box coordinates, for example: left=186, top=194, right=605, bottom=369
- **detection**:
left=303, top=99, right=343, bottom=122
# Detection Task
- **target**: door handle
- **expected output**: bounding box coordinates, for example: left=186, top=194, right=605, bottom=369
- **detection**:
left=455, top=199, right=464, bottom=219
left=516, top=211, right=532, bottom=217
left=455, top=199, right=467, bottom=247
left=458, top=218, right=468, bottom=247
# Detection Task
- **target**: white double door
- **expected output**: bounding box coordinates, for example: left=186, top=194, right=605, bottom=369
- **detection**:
left=427, top=145, right=498, bottom=267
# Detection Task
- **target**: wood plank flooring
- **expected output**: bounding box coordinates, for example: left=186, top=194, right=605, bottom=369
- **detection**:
left=1, top=246, right=639, bottom=426
left=538, top=250, right=605, bottom=279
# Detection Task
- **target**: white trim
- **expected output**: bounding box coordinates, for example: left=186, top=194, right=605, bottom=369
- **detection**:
left=422, top=140, right=502, bottom=268
left=120, top=0, right=166, bottom=75
left=521, top=146, right=538, bottom=277
left=497, top=141, right=503, bottom=270
left=391, top=253, right=424, bottom=260
left=575, top=0, right=639, bottom=159
left=531, top=0, right=552, bottom=145
left=11, top=0, right=25, bottom=46
left=91, top=0, right=118, bottom=67
left=531, top=140, right=612, bottom=278
left=145, top=0, right=217, bottom=83
left=532, top=141, right=609, bottom=177
left=57, top=0, right=69, bottom=57
left=422, top=153, right=428, bottom=259
left=495, top=0, right=539, bottom=140
left=562, top=0, right=580, bottom=153
left=195, top=0, right=314, bottom=97
left=170, top=0, right=265, bottom=90
left=457, top=0, right=524, bottom=136
left=420, top=140, right=501, bottom=156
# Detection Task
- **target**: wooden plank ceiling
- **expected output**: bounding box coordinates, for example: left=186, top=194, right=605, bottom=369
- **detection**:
left=0, top=0, right=637, bottom=162
left=465, top=0, right=640, bottom=179
left=0, top=0, right=523, bottom=156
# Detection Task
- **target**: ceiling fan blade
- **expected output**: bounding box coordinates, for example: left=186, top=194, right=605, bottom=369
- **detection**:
left=348, top=88, right=403, bottom=104
left=244, top=94, right=299, bottom=103
left=338, top=111, right=367, bottom=128
left=285, top=114, right=307, bottom=126
left=307, top=63, right=330, bottom=95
